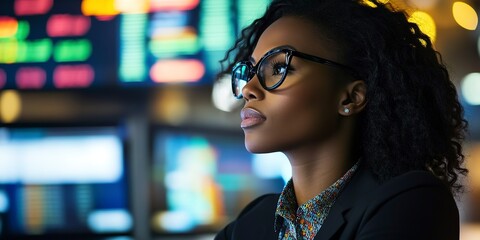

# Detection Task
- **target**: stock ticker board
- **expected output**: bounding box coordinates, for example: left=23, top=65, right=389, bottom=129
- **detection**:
left=0, top=0, right=270, bottom=90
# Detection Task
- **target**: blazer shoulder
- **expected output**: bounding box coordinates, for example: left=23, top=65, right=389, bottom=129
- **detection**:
left=372, top=170, right=453, bottom=204
left=214, top=193, right=280, bottom=240
left=356, top=171, right=459, bottom=239
left=237, top=193, right=280, bottom=218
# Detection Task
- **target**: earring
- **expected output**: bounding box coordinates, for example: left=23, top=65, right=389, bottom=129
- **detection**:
left=344, top=107, right=350, bottom=114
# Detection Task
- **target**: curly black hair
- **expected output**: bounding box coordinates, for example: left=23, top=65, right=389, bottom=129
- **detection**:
left=219, top=0, right=468, bottom=194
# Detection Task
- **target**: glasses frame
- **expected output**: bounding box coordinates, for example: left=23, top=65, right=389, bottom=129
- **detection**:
left=231, top=47, right=358, bottom=99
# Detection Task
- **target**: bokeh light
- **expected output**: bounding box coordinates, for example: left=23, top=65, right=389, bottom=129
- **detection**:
left=149, top=0, right=200, bottom=11
left=153, top=87, right=190, bottom=125
left=452, top=2, right=478, bottom=31
left=407, top=0, right=439, bottom=10
left=0, top=17, right=18, bottom=38
left=361, top=0, right=389, bottom=8
left=461, top=73, right=480, bottom=105
left=0, top=90, right=22, bottom=123
left=81, top=0, right=120, bottom=17
left=212, top=74, right=241, bottom=112
left=409, top=11, right=436, bottom=43
left=150, top=59, right=204, bottom=83
left=115, top=0, right=149, bottom=13
left=14, top=0, right=53, bottom=16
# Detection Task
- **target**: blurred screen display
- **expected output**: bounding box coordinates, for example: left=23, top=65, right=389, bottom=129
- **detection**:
left=0, top=0, right=118, bottom=90
left=0, top=126, right=132, bottom=238
left=0, top=0, right=270, bottom=90
left=151, top=128, right=290, bottom=234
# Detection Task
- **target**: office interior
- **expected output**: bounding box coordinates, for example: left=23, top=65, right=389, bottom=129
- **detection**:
left=0, top=0, right=480, bottom=239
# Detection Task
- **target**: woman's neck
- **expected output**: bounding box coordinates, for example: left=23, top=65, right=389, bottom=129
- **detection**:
left=285, top=131, right=355, bottom=206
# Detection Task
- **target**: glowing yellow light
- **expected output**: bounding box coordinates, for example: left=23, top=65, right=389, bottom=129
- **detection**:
left=361, top=0, right=389, bottom=8
left=81, top=0, right=120, bottom=17
left=0, top=17, right=18, bottom=38
left=409, top=11, right=436, bottom=43
left=115, top=0, right=149, bottom=13
left=0, top=90, right=22, bottom=123
left=153, top=87, right=190, bottom=125
left=453, top=2, right=478, bottom=30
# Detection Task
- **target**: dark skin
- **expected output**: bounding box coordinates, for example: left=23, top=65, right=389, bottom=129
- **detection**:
left=241, top=16, right=367, bottom=205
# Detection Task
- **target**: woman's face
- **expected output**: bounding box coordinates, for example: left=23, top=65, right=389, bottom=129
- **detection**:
left=241, top=16, right=350, bottom=153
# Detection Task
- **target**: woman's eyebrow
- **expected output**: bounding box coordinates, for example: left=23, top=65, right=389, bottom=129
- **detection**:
left=249, top=45, right=297, bottom=64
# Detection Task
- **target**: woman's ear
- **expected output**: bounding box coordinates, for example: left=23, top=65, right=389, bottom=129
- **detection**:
left=338, top=80, right=367, bottom=116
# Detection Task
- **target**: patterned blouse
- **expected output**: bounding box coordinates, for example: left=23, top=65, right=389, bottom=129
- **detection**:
left=274, top=162, right=360, bottom=240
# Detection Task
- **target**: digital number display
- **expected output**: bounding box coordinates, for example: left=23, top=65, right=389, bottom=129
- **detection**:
left=0, top=0, right=118, bottom=90
left=0, top=0, right=270, bottom=90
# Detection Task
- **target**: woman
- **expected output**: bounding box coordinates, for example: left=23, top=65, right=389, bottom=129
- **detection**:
left=215, top=0, right=468, bottom=239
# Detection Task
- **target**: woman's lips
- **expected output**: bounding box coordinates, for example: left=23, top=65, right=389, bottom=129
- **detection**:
left=240, top=108, right=266, bottom=128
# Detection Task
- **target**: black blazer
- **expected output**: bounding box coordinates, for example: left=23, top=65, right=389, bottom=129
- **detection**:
left=215, top=163, right=459, bottom=239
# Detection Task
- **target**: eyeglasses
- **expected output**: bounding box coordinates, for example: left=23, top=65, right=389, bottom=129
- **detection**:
left=231, top=47, right=358, bottom=99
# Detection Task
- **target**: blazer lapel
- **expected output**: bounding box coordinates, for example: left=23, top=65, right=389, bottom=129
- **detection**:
left=314, top=162, right=378, bottom=240
left=313, top=201, right=347, bottom=239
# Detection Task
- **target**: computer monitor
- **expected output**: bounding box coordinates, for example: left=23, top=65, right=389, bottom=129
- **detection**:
left=150, top=127, right=290, bottom=235
left=0, top=125, right=132, bottom=239
left=0, top=0, right=271, bottom=90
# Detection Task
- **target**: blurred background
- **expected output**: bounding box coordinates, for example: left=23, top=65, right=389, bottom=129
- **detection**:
left=0, top=0, right=479, bottom=239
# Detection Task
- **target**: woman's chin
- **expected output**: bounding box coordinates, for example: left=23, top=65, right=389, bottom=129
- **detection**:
left=244, top=142, right=277, bottom=154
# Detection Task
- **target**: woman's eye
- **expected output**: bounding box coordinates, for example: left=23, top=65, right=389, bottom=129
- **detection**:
left=271, top=62, right=288, bottom=75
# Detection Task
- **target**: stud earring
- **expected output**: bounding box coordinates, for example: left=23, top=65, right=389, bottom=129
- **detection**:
left=344, top=107, right=350, bottom=114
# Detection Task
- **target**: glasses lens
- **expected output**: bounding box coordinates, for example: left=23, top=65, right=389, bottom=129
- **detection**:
left=259, top=51, right=288, bottom=89
left=232, top=63, right=250, bottom=98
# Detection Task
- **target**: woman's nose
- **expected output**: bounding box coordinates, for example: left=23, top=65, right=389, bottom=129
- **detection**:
left=242, top=75, right=264, bottom=101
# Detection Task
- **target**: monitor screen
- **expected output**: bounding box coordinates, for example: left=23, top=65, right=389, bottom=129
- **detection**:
left=0, top=0, right=271, bottom=90
left=0, top=0, right=118, bottom=90
left=0, top=126, right=132, bottom=239
left=150, top=127, right=290, bottom=235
